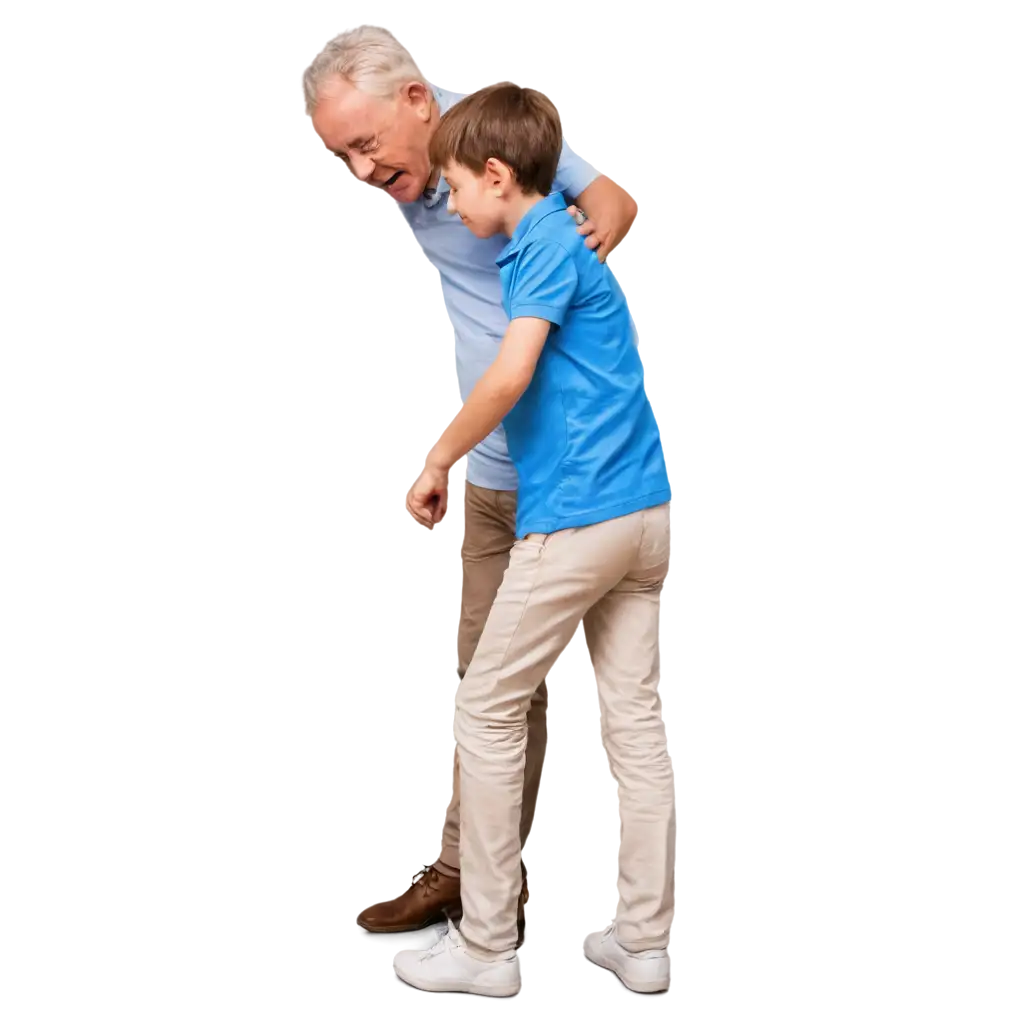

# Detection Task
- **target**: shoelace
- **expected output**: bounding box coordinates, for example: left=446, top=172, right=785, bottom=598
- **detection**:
left=420, top=917, right=461, bottom=961
left=410, top=865, right=442, bottom=895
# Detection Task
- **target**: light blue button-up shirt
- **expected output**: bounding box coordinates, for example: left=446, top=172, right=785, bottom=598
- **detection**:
left=399, top=85, right=600, bottom=490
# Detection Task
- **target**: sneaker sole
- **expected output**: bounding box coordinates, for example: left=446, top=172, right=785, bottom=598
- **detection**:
left=393, top=963, right=520, bottom=997
left=577, top=942, right=671, bottom=999
left=584, top=945, right=670, bottom=994
left=391, top=966, right=520, bottom=999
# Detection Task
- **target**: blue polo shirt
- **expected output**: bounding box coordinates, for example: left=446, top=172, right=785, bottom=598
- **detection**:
left=399, top=85, right=601, bottom=490
left=498, top=192, right=670, bottom=538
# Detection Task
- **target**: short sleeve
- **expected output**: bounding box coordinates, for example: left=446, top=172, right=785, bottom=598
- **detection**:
left=551, top=137, right=600, bottom=200
left=509, top=241, right=579, bottom=326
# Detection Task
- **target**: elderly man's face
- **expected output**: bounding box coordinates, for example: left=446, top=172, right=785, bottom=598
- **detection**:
left=312, top=77, right=435, bottom=203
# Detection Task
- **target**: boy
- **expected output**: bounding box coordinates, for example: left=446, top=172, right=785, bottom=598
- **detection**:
left=394, top=83, right=675, bottom=997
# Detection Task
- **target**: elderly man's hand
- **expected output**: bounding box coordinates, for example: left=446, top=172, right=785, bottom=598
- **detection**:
left=567, top=202, right=625, bottom=263
left=566, top=175, right=639, bottom=263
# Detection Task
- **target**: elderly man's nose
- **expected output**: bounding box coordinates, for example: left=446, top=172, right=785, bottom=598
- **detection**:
left=350, top=153, right=374, bottom=180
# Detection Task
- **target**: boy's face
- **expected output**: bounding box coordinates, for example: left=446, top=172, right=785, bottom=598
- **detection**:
left=444, top=162, right=506, bottom=238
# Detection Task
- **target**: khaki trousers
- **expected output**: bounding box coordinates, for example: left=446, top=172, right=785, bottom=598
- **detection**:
left=455, top=503, right=675, bottom=958
left=434, top=482, right=548, bottom=874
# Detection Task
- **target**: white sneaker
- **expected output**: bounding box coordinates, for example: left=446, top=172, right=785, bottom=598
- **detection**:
left=393, top=921, right=521, bottom=997
left=584, top=924, right=670, bottom=993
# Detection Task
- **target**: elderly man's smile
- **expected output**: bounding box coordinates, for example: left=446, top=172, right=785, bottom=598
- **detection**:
left=379, top=169, right=417, bottom=199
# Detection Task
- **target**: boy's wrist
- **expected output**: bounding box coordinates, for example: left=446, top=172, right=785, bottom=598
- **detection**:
left=426, top=446, right=452, bottom=473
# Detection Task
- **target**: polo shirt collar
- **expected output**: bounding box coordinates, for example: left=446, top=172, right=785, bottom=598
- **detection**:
left=497, top=192, right=568, bottom=265
left=422, top=170, right=449, bottom=209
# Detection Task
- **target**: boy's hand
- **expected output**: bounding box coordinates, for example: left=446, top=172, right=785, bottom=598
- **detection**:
left=399, top=477, right=464, bottom=536
left=413, top=493, right=466, bottom=536
left=415, top=456, right=464, bottom=536
left=399, top=462, right=448, bottom=528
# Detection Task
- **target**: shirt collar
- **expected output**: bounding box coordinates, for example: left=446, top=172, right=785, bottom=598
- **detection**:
left=497, top=192, right=569, bottom=265
left=422, top=171, right=448, bottom=208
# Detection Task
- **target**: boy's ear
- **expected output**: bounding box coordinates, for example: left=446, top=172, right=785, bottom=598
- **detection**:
left=484, top=157, right=515, bottom=196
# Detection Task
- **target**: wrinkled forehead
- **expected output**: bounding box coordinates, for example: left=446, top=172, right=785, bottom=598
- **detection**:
left=312, top=77, right=392, bottom=148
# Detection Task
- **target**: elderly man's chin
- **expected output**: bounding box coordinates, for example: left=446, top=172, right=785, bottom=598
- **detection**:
left=352, top=168, right=419, bottom=202
left=380, top=169, right=426, bottom=203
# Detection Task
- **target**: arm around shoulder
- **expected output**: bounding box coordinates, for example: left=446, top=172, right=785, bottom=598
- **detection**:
left=555, top=134, right=637, bottom=261
left=572, top=175, right=638, bottom=262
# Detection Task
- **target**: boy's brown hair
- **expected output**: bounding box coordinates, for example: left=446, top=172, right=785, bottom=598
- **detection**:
left=429, top=82, right=563, bottom=196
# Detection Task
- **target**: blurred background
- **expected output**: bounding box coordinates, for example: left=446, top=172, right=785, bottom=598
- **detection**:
left=1, top=3, right=1021, bottom=1020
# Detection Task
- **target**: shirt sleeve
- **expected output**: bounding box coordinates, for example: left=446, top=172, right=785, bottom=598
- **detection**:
left=509, top=241, right=579, bottom=326
left=551, top=137, right=600, bottom=200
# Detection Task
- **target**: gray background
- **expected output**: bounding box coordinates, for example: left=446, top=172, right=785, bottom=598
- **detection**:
left=0, top=8, right=1019, bottom=1024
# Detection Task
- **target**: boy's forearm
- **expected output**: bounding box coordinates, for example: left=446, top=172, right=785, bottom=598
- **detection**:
left=427, top=365, right=529, bottom=471
left=426, top=318, right=550, bottom=472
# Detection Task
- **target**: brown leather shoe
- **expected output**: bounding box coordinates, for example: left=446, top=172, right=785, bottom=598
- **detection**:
left=356, top=865, right=460, bottom=933
left=357, top=863, right=530, bottom=948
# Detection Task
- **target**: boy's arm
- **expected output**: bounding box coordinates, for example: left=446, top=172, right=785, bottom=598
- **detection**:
left=406, top=240, right=578, bottom=530
left=406, top=318, right=551, bottom=530
left=553, top=138, right=638, bottom=262
left=429, top=318, right=550, bottom=472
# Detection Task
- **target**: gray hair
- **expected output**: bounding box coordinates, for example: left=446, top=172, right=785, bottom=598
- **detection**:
left=302, top=26, right=427, bottom=115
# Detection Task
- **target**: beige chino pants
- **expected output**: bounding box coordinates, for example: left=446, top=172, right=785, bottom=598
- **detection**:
left=455, top=503, right=675, bottom=959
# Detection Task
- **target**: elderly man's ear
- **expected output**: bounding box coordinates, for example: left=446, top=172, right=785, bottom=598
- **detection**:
left=402, top=81, right=433, bottom=121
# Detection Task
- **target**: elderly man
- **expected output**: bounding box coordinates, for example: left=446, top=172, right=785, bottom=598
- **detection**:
left=303, top=25, right=638, bottom=945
